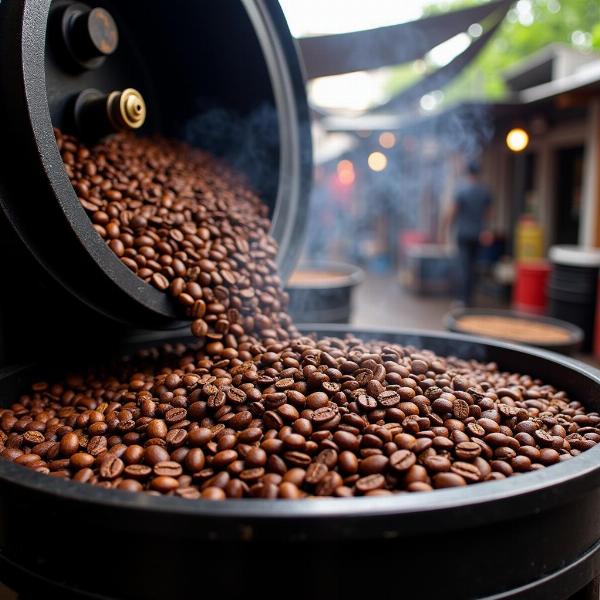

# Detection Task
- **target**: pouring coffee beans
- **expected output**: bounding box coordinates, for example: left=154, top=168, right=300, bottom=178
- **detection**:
left=0, top=130, right=597, bottom=500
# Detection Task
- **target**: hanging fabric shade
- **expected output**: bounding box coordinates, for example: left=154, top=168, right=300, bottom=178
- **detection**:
left=298, top=0, right=512, bottom=80
left=374, top=8, right=508, bottom=113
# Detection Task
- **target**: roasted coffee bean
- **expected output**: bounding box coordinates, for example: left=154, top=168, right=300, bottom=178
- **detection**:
left=338, top=451, right=359, bottom=474
left=453, top=399, right=469, bottom=420
left=389, top=449, right=416, bottom=472
left=312, top=406, right=338, bottom=424
left=357, top=395, right=377, bottom=411
left=305, top=462, right=328, bottom=484
left=124, top=464, right=152, bottom=479
left=118, top=479, right=144, bottom=492
left=23, top=430, right=45, bottom=446
left=151, top=476, right=179, bottom=493
left=99, top=455, right=124, bottom=479
left=144, top=445, right=170, bottom=466
left=59, top=432, right=80, bottom=457
left=165, top=408, right=187, bottom=424
left=539, top=448, right=560, bottom=465
left=450, top=461, right=481, bottom=482
left=70, top=452, right=94, bottom=469
left=360, top=454, right=389, bottom=475
left=146, top=419, right=168, bottom=439
left=306, top=392, right=329, bottom=410
left=188, top=428, right=213, bottom=447
left=279, top=482, right=302, bottom=499
left=191, top=319, right=209, bottom=338
left=455, top=441, right=481, bottom=461
left=213, top=450, right=238, bottom=468
left=334, top=431, right=359, bottom=451
left=377, top=390, right=400, bottom=408
left=423, top=455, right=451, bottom=473
left=184, top=448, right=206, bottom=472
left=153, top=461, right=183, bottom=477
left=73, top=467, right=94, bottom=483
left=355, top=474, right=385, bottom=493
left=433, top=472, right=467, bottom=488
left=315, top=448, right=338, bottom=468
left=316, top=471, right=342, bottom=496
left=284, top=451, right=311, bottom=468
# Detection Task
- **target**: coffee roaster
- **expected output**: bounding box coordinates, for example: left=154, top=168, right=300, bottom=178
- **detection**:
left=1, top=2, right=600, bottom=599
left=0, top=0, right=312, bottom=363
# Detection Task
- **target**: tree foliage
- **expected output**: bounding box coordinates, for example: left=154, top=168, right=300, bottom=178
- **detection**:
left=387, top=0, right=600, bottom=105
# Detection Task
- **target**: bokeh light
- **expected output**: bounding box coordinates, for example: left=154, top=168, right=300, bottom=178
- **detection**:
left=368, top=151, right=388, bottom=172
left=379, top=132, right=396, bottom=149
left=337, top=159, right=355, bottom=185
left=506, top=128, right=529, bottom=152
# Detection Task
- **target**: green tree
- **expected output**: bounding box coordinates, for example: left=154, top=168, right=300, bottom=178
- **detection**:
left=387, top=0, right=600, bottom=104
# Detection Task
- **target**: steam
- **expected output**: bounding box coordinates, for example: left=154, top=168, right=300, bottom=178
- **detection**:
left=301, top=103, right=495, bottom=326
left=183, top=104, right=280, bottom=204
left=306, top=328, right=490, bottom=363
left=305, top=102, right=495, bottom=257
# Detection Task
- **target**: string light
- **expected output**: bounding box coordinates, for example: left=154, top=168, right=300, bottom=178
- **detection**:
left=506, top=128, right=529, bottom=152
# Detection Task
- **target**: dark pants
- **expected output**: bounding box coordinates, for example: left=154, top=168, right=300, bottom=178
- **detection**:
left=457, top=238, right=480, bottom=306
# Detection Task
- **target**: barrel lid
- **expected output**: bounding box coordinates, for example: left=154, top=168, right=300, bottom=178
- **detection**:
left=549, top=245, right=600, bottom=268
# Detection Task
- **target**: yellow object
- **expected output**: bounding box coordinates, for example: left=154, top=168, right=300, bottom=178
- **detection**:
left=506, top=128, right=529, bottom=152
left=368, top=151, right=387, bottom=172
left=515, top=214, right=544, bottom=261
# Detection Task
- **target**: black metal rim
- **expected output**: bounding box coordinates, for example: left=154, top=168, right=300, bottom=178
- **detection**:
left=248, top=0, right=313, bottom=282
left=0, top=326, right=599, bottom=540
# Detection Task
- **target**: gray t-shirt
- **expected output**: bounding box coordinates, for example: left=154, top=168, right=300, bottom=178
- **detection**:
left=454, top=180, right=492, bottom=241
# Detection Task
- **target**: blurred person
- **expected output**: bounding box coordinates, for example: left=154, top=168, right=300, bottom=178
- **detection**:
left=443, top=161, right=493, bottom=306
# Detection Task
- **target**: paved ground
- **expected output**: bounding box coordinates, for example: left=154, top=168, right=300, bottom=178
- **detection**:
left=352, top=274, right=452, bottom=332
left=351, top=274, right=599, bottom=368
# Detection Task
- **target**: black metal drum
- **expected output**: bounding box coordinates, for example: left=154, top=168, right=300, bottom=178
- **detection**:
left=0, top=327, right=599, bottom=599
left=0, top=0, right=312, bottom=362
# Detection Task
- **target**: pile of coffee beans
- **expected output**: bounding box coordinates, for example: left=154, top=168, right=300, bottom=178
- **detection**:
left=2, top=335, right=597, bottom=499
left=0, top=130, right=597, bottom=500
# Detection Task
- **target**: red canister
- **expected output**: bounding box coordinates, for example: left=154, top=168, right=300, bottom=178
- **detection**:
left=513, top=261, right=550, bottom=315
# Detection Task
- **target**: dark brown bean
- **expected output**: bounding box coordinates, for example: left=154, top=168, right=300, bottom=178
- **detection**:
left=153, top=461, right=183, bottom=477
left=389, top=449, right=416, bottom=472
left=99, top=455, right=124, bottom=479
left=59, top=432, right=80, bottom=457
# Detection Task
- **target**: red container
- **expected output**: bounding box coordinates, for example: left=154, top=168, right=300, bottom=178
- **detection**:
left=513, top=261, right=550, bottom=315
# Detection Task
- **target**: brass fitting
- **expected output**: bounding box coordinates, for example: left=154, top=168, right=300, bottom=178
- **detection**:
left=107, top=88, right=146, bottom=131
left=73, top=87, right=147, bottom=141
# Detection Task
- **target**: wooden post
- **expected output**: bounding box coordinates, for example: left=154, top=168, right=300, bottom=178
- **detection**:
left=580, top=98, right=600, bottom=247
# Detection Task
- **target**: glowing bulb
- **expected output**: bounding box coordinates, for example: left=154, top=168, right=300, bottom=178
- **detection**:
left=338, top=169, right=355, bottom=185
left=337, top=159, right=355, bottom=185
left=506, top=128, right=529, bottom=152
left=368, top=152, right=387, bottom=172
left=379, top=132, right=396, bottom=149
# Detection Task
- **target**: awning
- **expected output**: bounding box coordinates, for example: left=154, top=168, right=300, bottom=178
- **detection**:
left=297, top=0, right=512, bottom=80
